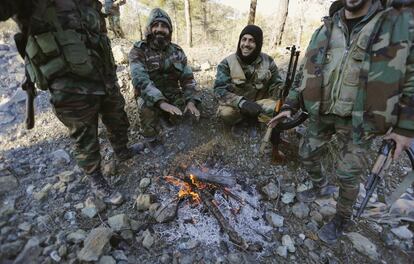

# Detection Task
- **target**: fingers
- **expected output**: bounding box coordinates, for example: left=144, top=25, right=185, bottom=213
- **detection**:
left=393, top=144, right=403, bottom=160
left=267, top=111, right=291, bottom=128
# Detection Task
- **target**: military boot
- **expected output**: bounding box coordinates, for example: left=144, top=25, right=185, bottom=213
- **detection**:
left=297, top=181, right=337, bottom=203
left=115, top=143, right=145, bottom=162
left=144, top=136, right=165, bottom=155
left=318, top=214, right=353, bottom=243
left=88, top=171, right=124, bottom=205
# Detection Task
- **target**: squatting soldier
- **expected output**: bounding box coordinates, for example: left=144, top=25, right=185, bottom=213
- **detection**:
left=129, top=8, right=201, bottom=153
left=269, top=0, right=414, bottom=243
left=214, top=25, right=284, bottom=136
left=104, top=0, right=126, bottom=38
left=0, top=0, right=141, bottom=204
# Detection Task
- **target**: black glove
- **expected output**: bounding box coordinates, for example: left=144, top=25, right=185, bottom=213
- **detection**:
left=239, top=100, right=263, bottom=118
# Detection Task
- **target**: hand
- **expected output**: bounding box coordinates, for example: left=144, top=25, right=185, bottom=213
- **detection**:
left=384, top=132, right=413, bottom=160
left=159, top=102, right=182, bottom=116
left=240, top=100, right=263, bottom=118
left=267, top=110, right=292, bottom=128
left=184, top=101, right=200, bottom=120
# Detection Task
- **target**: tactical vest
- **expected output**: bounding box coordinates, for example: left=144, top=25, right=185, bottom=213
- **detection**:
left=24, top=0, right=116, bottom=90
left=225, top=53, right=271, bottom=101
left=320, top=12, right=382, bottom=116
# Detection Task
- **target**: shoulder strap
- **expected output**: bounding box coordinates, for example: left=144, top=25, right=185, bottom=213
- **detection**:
left=225, top=54, right=246, bottom=83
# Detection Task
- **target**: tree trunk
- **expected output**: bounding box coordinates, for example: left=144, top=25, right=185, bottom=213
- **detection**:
left=271, top=0, right=289, bottom=49
left=137, top=10, right=143, bottom=40
left=248, top=0, right=257, bottom=25
left=184, top=0, right=193, bottom=47
left=201, top=0, right=208, bottom=43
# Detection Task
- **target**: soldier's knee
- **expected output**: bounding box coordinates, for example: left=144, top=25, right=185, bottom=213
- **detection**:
left=217, top=106, right=242, bottom=126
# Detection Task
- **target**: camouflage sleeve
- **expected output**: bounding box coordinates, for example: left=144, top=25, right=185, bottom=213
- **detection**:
left=268, top=58, right=284, bottom=99
left=284, top=63, right=304, bottom=112
left=0, top=0, right=19, bottom=21
left=213, top=59, right=244, bottom=108
left=178, top=51, right=201, bottom=104
left=129, top=46, right=166, bottom=107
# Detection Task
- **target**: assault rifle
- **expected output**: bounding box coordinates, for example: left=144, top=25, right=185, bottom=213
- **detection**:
left=14, top=32, right=36, bottom=129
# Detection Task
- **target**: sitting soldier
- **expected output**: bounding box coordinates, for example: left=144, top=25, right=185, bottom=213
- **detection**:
left=129, top=8, right=201, bottom=153
left=214, top=25, right=284, bottom=136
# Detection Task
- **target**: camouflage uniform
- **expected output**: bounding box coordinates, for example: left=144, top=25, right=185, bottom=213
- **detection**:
left=128, top=8, right=200, bottom=138
left=214, top=53, right=284, bottom=125
left=0, top=0, right=131, bottom=176
left=285, top=0, right=414, bottom=218
left=104, top=0, right=125, bottom=38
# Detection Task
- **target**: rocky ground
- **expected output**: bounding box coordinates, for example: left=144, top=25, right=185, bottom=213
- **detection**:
left=0, top=31, right=413, bottom=264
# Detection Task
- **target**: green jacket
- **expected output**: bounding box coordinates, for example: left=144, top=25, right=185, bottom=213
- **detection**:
left=214, top=53, right=283, bottom=108
left=286, top=1, right=414, bottom=141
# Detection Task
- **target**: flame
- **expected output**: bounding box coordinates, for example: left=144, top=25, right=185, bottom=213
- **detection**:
left=165, top=175, right=203, bottom=203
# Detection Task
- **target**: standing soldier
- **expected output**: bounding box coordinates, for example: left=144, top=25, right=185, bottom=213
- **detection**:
left=129, top=8, right=201, bottom=153
left=0, top=0, right=141, bottom=204
left=105, top=0, right=126, bottom=38
left=269, top=0, right=414, bottom=243
left=214, top=25, right=284, bottom=136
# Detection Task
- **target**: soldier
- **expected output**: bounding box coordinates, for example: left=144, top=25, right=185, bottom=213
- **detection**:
left=104, top=0, right=126, bottom=38
left=129, top=8, right=201, bottom=153
left=0, top=0, right=141, bottom=205
left=268, top=0, right=414, bottom=243
left=214, top=25, right=284, bottom=136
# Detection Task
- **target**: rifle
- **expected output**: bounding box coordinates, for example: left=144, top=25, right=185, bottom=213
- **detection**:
left=259, top=45, right=300, bottom=162
left=14, top=32, right=36, bottom=129
left=355, top=139, right=396, bottom=218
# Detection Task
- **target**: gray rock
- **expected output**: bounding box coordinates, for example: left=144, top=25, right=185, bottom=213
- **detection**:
left=120, top=230, right=134, bottom=240
left=102, top=160, right=117, bottom=176
left=13, top=237, right=42, bottom=264
left=58, top=245, right=67, bottom=257
left=17, top=222, right=32, bottom=232
left=282, top=235, right=295, bottom=253
left=81, top=207, right=98, bottom=219
left=160, top=253, right=171, bottom=264
left=57, top=171, right=75, bottom=183
left=134, top=194, right=152, bottom=211
left=50, top=250, right=61, bottom=262
left=0, top=240, right=24, bottom=258
left=391, top=225, right=413, bottom=240
left=154, top=201, right=178, bottom=223
left=142, top=229, right=155, bottom=249
left=178, top=240, right=200, bottom=250
left=346, top=232, right=379, bottom=261
left=85, top=197, right=106, bottom=212
left=265, top=212, right=284, bottom=228
left=262, top=182, right=279, bottom=200
left=292, top=202, right=310, bottom=219
left=51, top=149, right=71, bottom=165
left=0, top=175, right=18, bottom=194
left=0, top=196, right=16, bottom=217
left=33, top=183, right=52, bottom=201
left=139, top=178, right=151, bottom=189
left=99, top=255, right=116, bottom=264
left=304, top=239, right=316, bottom=251
left=227, top=253, right=244, bottom=264
left=77, top=228, right=113, bottom=262
left=276, top=245, right=288, bottom=258
left=319, top=205, right=336, bottom=218
left=108, top=214, right=130, bottom=231
left=281, top=192, right=295, bottom=204
left=310, top=210, right=323, bottom=223
left=67, top=229, right=87, bottom=244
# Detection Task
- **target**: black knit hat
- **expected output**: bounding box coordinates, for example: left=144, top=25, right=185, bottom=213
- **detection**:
left=236, top=25, right=263, bottom=64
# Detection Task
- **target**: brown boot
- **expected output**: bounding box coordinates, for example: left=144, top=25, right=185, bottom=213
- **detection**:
left=297, top=181, right=337, bottom=203
left=115, top=143, right=145, bottom=162
left=88, top=171, right=124, bottom=205
left=318, top=214, right=353, bottom=243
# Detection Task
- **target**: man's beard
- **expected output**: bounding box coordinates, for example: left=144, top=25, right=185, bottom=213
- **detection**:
left=152, top=33, right=170, bottom=49
left=342, top=0, right=370, bottom=12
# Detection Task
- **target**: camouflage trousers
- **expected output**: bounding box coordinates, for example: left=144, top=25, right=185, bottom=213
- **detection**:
left=50, top=89, right=130, bottom=174
left=108, top=15, right=124, bottom=38
left=299, top=114, right=372, bottom=218
left=217, top=98, right=277, bottom=126
left=137, top=97, right=186, bottom=138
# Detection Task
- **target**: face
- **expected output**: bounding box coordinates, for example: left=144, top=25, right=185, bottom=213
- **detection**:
left=342, top=0, right=371, bottom=12
left=151, top=21, right=170, bottom=39
left=239, top=34, right=256, bottom=57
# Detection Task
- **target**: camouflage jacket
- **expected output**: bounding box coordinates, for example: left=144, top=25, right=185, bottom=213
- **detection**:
left=214, top=53, right=283, bottom=108
left=0, top=0, right=117, bottom=95
left=129, top=40, right=200, bottom=107
left=285, top=1, right=414, bottom=141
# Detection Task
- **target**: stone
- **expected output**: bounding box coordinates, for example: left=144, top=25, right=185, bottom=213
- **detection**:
left=304, top=239, right=316, bottom=251
left=77, top=228, right=113, bottom=262
left=85, top=197, right=106, bottom=212
left=17, top=222, right=32, bottom=232
left=81, top=207, right=98, bottom=219
left=142, top=230, right=155, bottom=249
left=262, top=182, right=279, bottom=200
left=292, top=202, right=310, bottom=219
left=0, top=196, right=15, bottom=217
left=282, top=235, right=295, bottom=253
left=149, top=203, right=160, bottom=213
left=134, top=194, right=152, bottom=211
left=310, top=210, right=323, bottom=224
left=153, top=201, right=178, bottom=223
left=265, top=212, right=284, bottom=228
left=319, top=205, right=336, bottom=218
left=112, top=250, right=128, bottom=261
left=33, top=183, right=52, bottom=201
left=276, top=245, right=288, bottom=258
left=281, top=192, right=295, bottom=204
left=139, top=178, right=151, bottom=189
left=102, top=160, right=117, bottom=176
left=160, top=253, right=171, bottom=264
left=120, top=230, right=134, bottom=240
left=200, top=62, right=211, bottom=71
left=108, top=214, right=130, bottom=231
left=67, top=229, right=87, bottom=244
left=391, top=225, right=413, bottom=240
left=227, top=253, right=244, bottom=264
left=178, top=240, right=200, bottom=250
left=58, top=245, right=67, bottom=257
left=0, top=240, right=24, bottom=258
left=57, top=171, right=75, bottom=183
left=130, top=219, right=144, bottom=231
left=346, top=232, right=379, bottom=261
left=50, top=250, right=61, bottom=262
left=51, top=149, right=71, bottom=165
left=13, top=237, right=42, bottom=264
left=0, top=175, right=18, bottom=194
left=99, top=255, right=116, bottom=264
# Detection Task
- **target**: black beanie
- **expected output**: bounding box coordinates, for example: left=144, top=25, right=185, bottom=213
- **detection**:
left=236, top=25, right=263, bottom=64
